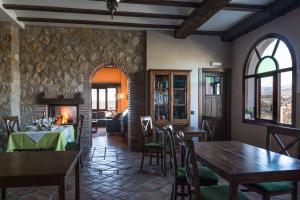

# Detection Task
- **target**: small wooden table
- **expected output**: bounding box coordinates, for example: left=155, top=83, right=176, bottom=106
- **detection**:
left=0, top=150, right=81, bottom=200
left=194, top=141, right=300, bottom=200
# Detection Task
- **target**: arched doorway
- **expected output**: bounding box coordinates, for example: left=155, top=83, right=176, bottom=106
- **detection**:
left=90, top=66, right=129, bottom=147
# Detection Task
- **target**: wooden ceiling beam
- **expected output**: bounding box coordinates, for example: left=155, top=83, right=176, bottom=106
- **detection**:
left=175, top=0, right=231, bottom=39
left=192, top=31, right=224, bottom=36
left=224, top=3, right=266, bottom=12
left=3, top=3, right=266, bottom=15
left=17, top=17, right=179, bottom=29
left=90, top=0, right=265, bottom=11
left=3, top=4, right=187, bottom=20
left=17, top=17, right=223, bottom=36
left=90, top=0, right=202, bottom=8
left=222, top=0, right=300, bottom=41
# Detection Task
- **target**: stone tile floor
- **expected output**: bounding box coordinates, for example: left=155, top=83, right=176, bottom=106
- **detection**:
left=1, top=131, right=299, bottom=200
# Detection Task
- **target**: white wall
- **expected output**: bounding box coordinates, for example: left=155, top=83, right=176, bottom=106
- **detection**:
left=231, top=8, right=300, bottom=148
left=147, top=31, right=232, bottom=127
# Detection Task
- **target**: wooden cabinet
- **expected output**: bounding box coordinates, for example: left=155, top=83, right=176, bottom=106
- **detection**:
left=149, top=70, right=191, bottom=125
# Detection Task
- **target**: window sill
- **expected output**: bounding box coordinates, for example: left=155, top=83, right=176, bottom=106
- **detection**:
left=243, top=119, right=294, bottom=128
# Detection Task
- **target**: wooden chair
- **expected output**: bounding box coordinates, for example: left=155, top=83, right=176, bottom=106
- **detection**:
left=164, top=126, right=191, bottom=200
left=201, top=116, right=217, bottom=141
left=2, top=116, right=20, bottom=136
left=65, top=115, right=85, bottom=168
left=244, top=126, right=300, bottom=200
left=139, top=116, right=165, bottom=175
left=177, top=133, right=249, bottom=200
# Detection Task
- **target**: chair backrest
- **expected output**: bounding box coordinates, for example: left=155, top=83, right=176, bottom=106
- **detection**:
left=201, top=116, right=217, bottom=141
left=140, top=116, right=153, bottom=144
left=3, top=116, right=20, bottom=136
left=164, top=125, right=178, bottom=183
left=77, top=115, right=85, bottom=146
left=266, top=126, right=300, bottom=159
left=176, top=131, right=201, bottom=199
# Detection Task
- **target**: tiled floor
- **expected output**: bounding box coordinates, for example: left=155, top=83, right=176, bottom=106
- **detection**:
left=1, top=129, right=299, bottom=200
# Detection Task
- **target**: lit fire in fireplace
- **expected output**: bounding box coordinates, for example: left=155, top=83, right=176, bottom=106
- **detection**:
left=55, top=106, right=74, bottom=125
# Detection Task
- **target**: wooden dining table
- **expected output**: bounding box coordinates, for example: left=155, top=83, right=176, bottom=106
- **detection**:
left=173, top=126, right=206, bottom=139
left=0, top=150, right=81, bottom=200
left=194, top=141, right=300, bottom=200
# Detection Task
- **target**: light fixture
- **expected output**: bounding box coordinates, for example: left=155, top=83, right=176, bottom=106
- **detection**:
left=105, top=0, right=121, bottom=19
left=116, top=93, right=125, bottom=99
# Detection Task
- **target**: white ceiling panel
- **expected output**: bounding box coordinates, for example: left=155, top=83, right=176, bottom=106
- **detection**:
left=198, top=10, right=254, bottom=31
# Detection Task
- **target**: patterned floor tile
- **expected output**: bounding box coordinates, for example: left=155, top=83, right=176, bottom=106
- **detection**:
left=1, top=133, right=300, bottom=200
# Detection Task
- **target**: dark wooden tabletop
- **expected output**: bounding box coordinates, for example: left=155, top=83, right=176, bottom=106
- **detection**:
left=174, top=126, right=206, bottom=134
left=0, top=150, right=80, bottom=178
left=194, top=141, right=300, bottom=182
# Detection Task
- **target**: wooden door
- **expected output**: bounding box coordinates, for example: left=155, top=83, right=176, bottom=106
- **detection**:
left=200, top=68, right=231, bottom=141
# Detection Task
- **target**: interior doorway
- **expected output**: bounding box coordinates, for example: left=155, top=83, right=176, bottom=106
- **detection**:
left=199, top=68, right=231, bottom=141
left=91, top=67, right=129, bottom=147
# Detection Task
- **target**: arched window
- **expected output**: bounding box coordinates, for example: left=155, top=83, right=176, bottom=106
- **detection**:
left=244, top=34, right=296, bottom=126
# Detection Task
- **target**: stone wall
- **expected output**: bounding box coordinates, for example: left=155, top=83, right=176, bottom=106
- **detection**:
left=0, top=23, right=12, bottom=129
left=0, top=23, right=20, bottom=130
left=19, top=25, right=147, bottom=151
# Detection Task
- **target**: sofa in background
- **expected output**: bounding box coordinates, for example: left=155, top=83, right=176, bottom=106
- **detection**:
left=106, top=109, right=128, bottom=141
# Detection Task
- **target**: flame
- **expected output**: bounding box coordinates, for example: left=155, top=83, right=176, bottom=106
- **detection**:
left=56, top=106, right=73, bottom=125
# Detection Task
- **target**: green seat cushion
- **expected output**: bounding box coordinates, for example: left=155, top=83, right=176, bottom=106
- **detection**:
left=200, top=185, right=249, bottom=200
left=254, top=181, right=294, bottom=192
left=144, top=143, right=163, bottom=149
left=65, top=142, right=80, bottom=150
left=177, top=166, right=218, bottom=184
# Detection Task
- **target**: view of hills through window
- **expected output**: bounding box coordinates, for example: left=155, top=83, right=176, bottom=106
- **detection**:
left=244, top=36, right=293, bottom=124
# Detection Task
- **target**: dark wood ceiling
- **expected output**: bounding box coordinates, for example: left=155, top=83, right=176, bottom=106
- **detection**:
left=1, top=0, right=299, bottom=41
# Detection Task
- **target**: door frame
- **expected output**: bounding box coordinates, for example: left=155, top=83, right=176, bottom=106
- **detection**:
left=198, top=68, right=231, bottom=140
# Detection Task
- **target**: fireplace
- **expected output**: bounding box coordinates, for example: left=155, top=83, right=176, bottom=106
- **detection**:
left=48, top=105, right=78, bottom=125
left=36, top=92, right=84, bottom=126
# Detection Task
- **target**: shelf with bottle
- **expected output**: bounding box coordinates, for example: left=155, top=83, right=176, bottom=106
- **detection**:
left=174, top=104, right=185, bottom=106
left=174, top=88, right=186, bottom=90
left=155, top=78, right=169, bottom=89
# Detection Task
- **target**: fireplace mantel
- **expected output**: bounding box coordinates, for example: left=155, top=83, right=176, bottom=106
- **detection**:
left=36, top=92, right=84, bottom=105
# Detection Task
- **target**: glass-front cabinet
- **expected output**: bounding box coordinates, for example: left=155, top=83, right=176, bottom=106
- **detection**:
left=149, top=70, right=190, bottom=125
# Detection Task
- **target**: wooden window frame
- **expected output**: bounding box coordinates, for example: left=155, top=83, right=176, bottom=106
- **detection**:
left=243, top=34, right=296, bottom=127
left=92, top=83, right=119, bottom=112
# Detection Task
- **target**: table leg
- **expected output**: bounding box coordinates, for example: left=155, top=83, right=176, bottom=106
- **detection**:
left=1, top=188, right=6, bottom=200
left=75, top=159, right=80, bottom=200
left=229, top=181, right=238, bottom=200
left=58, top=176, right=66, bottom=200
left=163, top=134, right=167, bottom=176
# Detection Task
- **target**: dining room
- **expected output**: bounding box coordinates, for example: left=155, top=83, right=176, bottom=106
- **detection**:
left=1, top=0, right=300, bottom=200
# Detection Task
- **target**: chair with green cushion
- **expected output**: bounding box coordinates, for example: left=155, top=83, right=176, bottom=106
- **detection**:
left=165, top=127, right=219, bottom=200
left=165, top=126, right=190, bottom=199
left=243, top=126, right=300, bottom=200
left=65, top=115, right=85, bottom=167
left=139, top=116, right=165, bottom=175
left=176, top=132, right=249, bottom=200
left=176, top=130, right=218, bottom=186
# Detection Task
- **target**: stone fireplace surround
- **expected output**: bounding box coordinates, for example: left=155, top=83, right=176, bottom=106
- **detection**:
left=1, top=23, right=147, bottom=153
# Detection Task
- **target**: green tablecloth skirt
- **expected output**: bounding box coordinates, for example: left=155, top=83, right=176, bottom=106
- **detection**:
left=6, top=126, right=75, bottom=152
